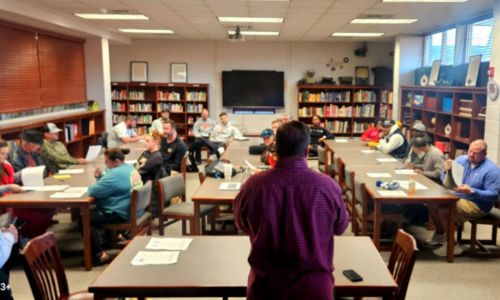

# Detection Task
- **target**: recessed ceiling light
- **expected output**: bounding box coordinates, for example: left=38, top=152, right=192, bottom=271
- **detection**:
left=351, top=18, right=417, bottom=24
left=74, top=13, right=149, bottom=20
left=382, top=0, right=467, bottom=2
left=119, top=29, right=174, bottom=34
left=332, top=32, right=384, bottom=37
left=218, top=17, right=284, bottom=23
left=227, top=30, right=279, bottom=36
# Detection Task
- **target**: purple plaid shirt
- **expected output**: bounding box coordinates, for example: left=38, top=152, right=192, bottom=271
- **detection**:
left=235, top=157, right=349, bottom=300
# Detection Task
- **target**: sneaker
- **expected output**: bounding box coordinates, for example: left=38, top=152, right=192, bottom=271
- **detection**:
left=217, top=147, right=225, bottom=156
left=433, top=242, right=464, bottom=257
left=426, top=232, right=446, bottom=246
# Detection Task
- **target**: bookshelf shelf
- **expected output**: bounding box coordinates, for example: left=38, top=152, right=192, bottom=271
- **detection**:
left=297, top=84, right=391, bottom=136
left=111, top=82, right=209, bottom=137
left=400, top=85, right=486, bottom=158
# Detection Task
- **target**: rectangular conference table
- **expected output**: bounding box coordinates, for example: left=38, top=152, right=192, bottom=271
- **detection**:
left=324, top=138, right=459, bottom=262
left=88, top=236, right=398, bottom=299
left=0, top=142, right=145, bottom=270
left=191, top=138, right=262, bottom=235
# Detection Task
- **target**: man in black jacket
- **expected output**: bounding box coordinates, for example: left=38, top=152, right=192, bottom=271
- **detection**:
left=309, top=114, right=334, bottom=157
left=160, top=120, right=187, bottom=175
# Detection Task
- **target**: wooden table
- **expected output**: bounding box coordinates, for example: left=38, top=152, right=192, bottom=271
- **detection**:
left=191, top=139, right=262, bottom=235
left=88, top=236, right=397, bottom=299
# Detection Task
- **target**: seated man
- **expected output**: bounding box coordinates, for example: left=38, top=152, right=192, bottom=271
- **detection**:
left=187, top=109, right=216, bottom=171
left=40, top=123, right=87, bottom=174
left=160, top=120, right=187, bottom=175
left=430, top=139, right=500, bottom=256
left=207, top=112, right=243, bottom=156
left=279, top=112, right=293, bottom=124
left=405, top=135, right=445, bottom=180
left=8, top=130, right=55, bottom=239
left=258, top=129, right=275, bottom=165
left=107, top=115, right=142, bottom=148
left=309, top=114, right=334, bottom=157
left=271, top=119, right=282, bottom=134
left=376, top=120, right=408, bottom=159
left=150, top=109, right=170, bottom=134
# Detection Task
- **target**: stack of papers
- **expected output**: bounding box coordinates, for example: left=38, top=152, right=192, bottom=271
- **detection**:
left=376, top=158, right=398, bottom=163
left=361, top=150, right=377, bottom=154
left=21, top=166, right=45, bottom=187
left=335, top=139, right=348, bottom=143
left=219, top=182, right=241, bottom=190
left=50, top=187, right=88, bottom=199
left=377, top=190, right=408, bottom=197
left=131, top=251, right=180, bottom=266
left=367, top=173, right=392, bottom=178
left=395, top=180, right=429, bottom=190
left=85, top=145, right=102, bottom=161
left=22, top=185, right=68, bottom=192
left=145, top=237, right=193, bottom=251
left=58, top=169, right=84, bottom=175
left=394, top=169, right=416, bottom=175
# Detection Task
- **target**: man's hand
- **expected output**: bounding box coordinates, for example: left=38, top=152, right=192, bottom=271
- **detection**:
left=444, top=159, right=453, bottom=172
left=455, top=184, right=473, bottom=194
left=414, top=169, right=424, bottom=175
left=3, top=224, right=18, bottom=243
left=94, top=167, right=103, bottom=178
left=405, top=162, right=415, bottom=169
left=9, top=184, right=23, bottom=193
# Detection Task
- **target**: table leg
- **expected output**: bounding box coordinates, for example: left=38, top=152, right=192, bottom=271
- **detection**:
left=447, top=201, right=456, bottom=263
left=193, top=202, right=201, bottom=235
left=373, top=201, right=382, bottom=249
left=81, top=206, right=93, bottom=271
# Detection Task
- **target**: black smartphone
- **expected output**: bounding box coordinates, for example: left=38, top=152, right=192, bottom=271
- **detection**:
left=343, top=269, right=363, bottom=282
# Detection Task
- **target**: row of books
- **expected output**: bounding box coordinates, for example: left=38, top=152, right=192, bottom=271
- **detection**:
left=136, top=126, right=147, bottom=136
left=458, top=99, right=472, bottom=117
left=186, top=91, right=207, bottom=101
left=129, top=103, right=153, bottom=112
left=129, top=90, right=145, bottom=100
left=353, top=90, right=376, bottom=102
left=381, top=90, right=393, bottom=104
left=186, top=103, right=205, bottom=113
left=158, top=103, right=184, bottom=112
left=81, top=119, right=95, bottom=136
left=379, top=103, right=392, bottom=119
left=352, top=122, right=372, bottom=133
left=353, top=104, right=375, bottom=117
left=112, top=89, right=128, bottom=100
left=325, top=120, right=350, bottom=134
left=64, top=123, right=79, bottom=142
left=157, top=90, right=181, bottom=101
left=299, top=91, right=351, bottom=103
left=112, top=102, right=126, bottom=111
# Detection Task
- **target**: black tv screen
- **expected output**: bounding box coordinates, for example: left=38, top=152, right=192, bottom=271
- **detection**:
left=222, top=70, right=284, bottom=107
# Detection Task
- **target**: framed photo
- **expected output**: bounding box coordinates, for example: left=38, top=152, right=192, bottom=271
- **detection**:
left=130, top=61, right=148, bottom=82
left=355, top=66, right=369, bottom=85
left=171, top=63, right=188, bottom=83
left=465, top=55, right=482, bottom=87
left=428, top=60, right=440, bottom=86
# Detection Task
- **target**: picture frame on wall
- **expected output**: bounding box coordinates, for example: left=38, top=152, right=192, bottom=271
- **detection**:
left=355, top=66, right=369, bottom=85
left=130, top=61, right=148, bottom=82
left=171, top=63, right=188, bottom=83
left=428, top=60, right=440, bottom=86
left=465, top=55, right=482, bottom=87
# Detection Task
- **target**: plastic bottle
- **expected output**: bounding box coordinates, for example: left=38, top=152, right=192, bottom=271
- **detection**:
left=408, top=176, right=416, bottom=195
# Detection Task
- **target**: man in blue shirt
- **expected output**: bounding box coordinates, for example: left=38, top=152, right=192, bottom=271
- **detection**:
left=430, top=139, right=500, bottom=256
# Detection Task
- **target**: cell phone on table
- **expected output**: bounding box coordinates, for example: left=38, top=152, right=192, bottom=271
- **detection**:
left=343, top=269, right=363, bottom=282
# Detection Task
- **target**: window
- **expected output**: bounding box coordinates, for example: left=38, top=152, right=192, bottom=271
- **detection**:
left=465, top=18, right=493, bottom=62
left=423, top=29, right=456, bottom=66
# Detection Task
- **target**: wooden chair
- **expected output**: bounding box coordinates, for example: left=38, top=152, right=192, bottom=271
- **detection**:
left=388, top=229, right=419, bottom=300
left=101, top=181, right=153, bottom=246
left=336, top=157, right=347, bottom=193
left=318, top=147, right=335, bottom=176
left=343, top=167, right=356, bottom=233
left=22, top=232, right=93, bottom=300
left=457, top=205, right=500, bottom=258
left=157, top=175, right=215, bottom=235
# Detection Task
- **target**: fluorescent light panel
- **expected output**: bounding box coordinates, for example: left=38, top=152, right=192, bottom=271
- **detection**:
left=228, top=30, right=279, bottom=36
left=383, top=0, right=467, bottom=2
left=332, top=32, right=384, bottom=37
left=218, top=17, right=283, bottom=23
left=74, top=13, right=149, bottom=20
left=351, top=18, right=417, bottom=24
left=119, top=29, right=174, bottom=34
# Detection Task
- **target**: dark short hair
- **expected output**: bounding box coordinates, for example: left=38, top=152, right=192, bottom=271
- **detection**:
left=411, top=135, right=431, bottom=148
left=21, top=130, right=43, bottom=145
left=126, top=115, right=137, bottom=122
left=105, top=147, right=130, bottom=161
left=276, top=121, right=310, bottom=158
left=219, top=112, right=227, bottom=118
left=163, top=119, right=176, bottom=130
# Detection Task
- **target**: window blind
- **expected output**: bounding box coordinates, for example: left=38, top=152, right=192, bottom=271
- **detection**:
left=465, top=18, right=493, bottom=62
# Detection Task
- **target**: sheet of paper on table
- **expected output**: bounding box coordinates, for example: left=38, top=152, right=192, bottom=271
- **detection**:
left=145, top=237, right=193, bottom=251
left=219, top=182, right=241, bottom=190
left=376, top=158, right=398, bottom=162
left=452, top=161, right=464, bottom=186
left=22, top=185, right=69, bottom=192
left=85, top=145, right=102, bottom=162
left=367, top=173, right=392, bottom=178
left=335, top=139, right=348, bottom=143
left=49, top=191, right=87, bottom=199
left=361, top=150, right=377, bottom=154
left=21, top=166, right=45, bottom=187
left=234, top=136, right=249, bottom=141
left=131, top=251, right=180, bottom=266
left=395, top=180, right=429, bottom=190
left=377, top=190, right=408, bottom=197
left=394, top=169, right=416, bottom=175
left=64, top=187, right=88, bottom=193
left=58, top=169, right=84, bottom=175
left=125, top=160, right=137, bottom=165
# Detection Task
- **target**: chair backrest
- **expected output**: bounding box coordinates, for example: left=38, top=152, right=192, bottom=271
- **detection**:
left=22, top=232, right=70, bottom=300
left=96, top=132, right=108, bottom=149
left=181, top=155, right=187, bottom=182
left=198, top=171, right=206, bottom=184
left=336, top=157, right=346, bottom=188
left=344, top=167, right=355, bottom=191
left=388, top=229, right=419, bottom=300
left=136, top=180, right=153, bottom=213
left=157, top=174, right=186, bottom=208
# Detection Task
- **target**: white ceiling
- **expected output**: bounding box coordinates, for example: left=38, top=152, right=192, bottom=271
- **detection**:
left=13, top=0, right=495, bottom=41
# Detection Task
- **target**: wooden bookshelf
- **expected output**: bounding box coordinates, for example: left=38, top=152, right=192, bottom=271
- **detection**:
left=400, top=85, right=486, bottom=158
left=297, top=84, right=390, bottom=136
left=111, top=82, right=209, bottom=138
left=379, top=88, right=393, bottom=119
left=0, top=110, right=105, bottom=158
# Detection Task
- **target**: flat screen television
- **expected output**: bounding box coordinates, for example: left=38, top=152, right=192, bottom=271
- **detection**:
left=222, top=70, right=284, bottom=107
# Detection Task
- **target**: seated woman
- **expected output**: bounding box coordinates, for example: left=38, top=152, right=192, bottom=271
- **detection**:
left=135, top=130, right=166, bottom=183
left=0, top=140, right=23, bottom=197
left=309, top=114, right=334, bottom=157
left=88, top=148, right=143, bottom=265
left=360, top=120, right=382, bottom=142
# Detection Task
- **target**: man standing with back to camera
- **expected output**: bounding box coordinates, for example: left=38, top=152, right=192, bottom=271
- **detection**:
left=235, top=121, right=349, bottom=300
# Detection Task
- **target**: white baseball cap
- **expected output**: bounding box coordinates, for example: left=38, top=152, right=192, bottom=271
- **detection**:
left=45, top=123, right=62, bottom=133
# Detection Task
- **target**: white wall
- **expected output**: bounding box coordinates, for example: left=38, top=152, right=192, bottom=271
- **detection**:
left=110, top=39, right=394, bottom=133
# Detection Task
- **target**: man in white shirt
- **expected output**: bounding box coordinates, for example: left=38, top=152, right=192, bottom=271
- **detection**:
left=0, top=224, right=17, bottom=299
left=376, top=120, right=408, bottom=159
left=150, top=110, right=170, bottom=134
left=107, top=115, right=142, bottom=148
left=210, top=112, right=243, bottom=144
left=187, top=109, right=216, bottom=169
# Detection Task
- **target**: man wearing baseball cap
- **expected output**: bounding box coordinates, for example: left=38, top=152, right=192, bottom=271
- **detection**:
left=377, top=120, right=409, bottom=159
left=40, top=123, right=87, bottom=174
left=260, top=129, right=276, bottom=165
